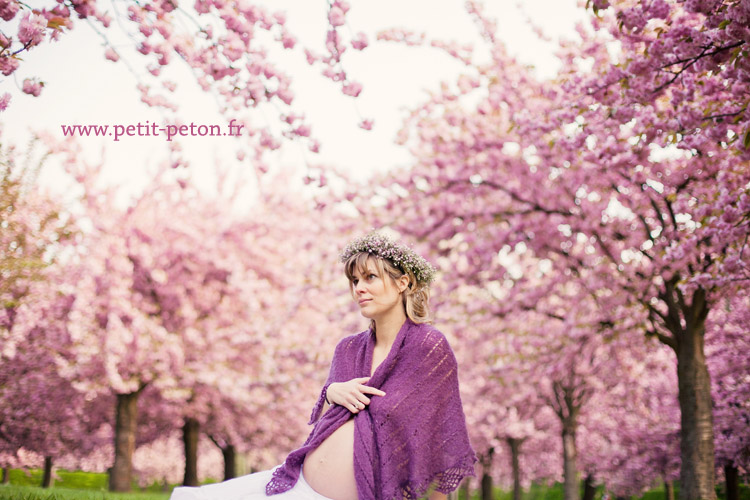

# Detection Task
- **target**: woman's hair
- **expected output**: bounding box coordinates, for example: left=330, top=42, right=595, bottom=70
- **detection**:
left=344, top=252, right=431, bottom=328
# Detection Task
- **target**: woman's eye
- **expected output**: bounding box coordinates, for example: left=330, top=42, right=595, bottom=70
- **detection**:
left=368, top=273, right=377, bottom=279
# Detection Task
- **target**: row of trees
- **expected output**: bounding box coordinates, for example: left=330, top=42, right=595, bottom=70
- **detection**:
left=363, top=1, right=749, bottom=499
left=0, top=134, right=360, bottom=489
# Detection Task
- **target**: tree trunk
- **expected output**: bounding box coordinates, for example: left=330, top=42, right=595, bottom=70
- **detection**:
left=480, top=447, right=494, bottom=500
left=2, top=467, right=9, bottom=484
left=724, top=464, right=738, bottom=500
left=582, top=474, right=596, bottom=500
left=109, top=391, right=139, bottom=492
left=41, top=456, right=53, bottom=488
left=562, top=413, right=579, bottom=500
left=507, top=438, right=523, bottom=500
left=665, top=479, right=675, bottom=500
left=183, top=417, right=200, bottom=486
left=673, top=289, right=715, bottom=500
left=222, top=444, right=236, bottom=481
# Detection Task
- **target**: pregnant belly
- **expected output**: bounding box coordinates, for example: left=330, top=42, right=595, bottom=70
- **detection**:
left=303, top=418, right=358, bottom=500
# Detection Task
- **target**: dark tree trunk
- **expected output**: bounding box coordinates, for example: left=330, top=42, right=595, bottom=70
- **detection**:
left=672, top=287, right=715, bottom=500
left=507, top=438, right=523, bottom=500
left=109, top=392, right=139, bottom=492
left=2, top=467, right=9, bottom=484
left=222, top=444, right=236, bottom=480
left=724, top=464, right=739, bottom=500
left=183, top=417, right=200, bottom=486
left=562, top=413, right=580, bottom=500
left=480, top=447, right=494, bottom=500
left=41, top=456, right=53, bottom=488
left=665, top=479, right=675, bottom=500
left=582, top=474, right=596, bottom=500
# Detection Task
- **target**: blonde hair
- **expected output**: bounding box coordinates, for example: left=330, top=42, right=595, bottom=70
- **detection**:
left=344, top=252, right=431, bottom=329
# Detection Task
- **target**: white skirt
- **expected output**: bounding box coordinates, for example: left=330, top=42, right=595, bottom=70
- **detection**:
left=169, top=467, right=333, bottom=500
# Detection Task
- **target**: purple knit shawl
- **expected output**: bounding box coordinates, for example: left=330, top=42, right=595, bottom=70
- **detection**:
left=266, top=319, right=477, bottom=499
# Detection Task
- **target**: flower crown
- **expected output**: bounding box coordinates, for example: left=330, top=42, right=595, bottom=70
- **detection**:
left=340, top=232, right=437, bottom=285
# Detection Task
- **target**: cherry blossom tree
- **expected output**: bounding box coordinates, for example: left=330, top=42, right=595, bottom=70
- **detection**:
left=706, top=291, right=750, bottom=500
left=0, top=0, right=372, bottom=171
left=0, top=137, right=90, bottom=486
left=28, top=132, right=362, bottom=490
left=362, top=3, right=749, bottom=499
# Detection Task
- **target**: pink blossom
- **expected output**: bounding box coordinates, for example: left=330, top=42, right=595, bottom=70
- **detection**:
left=104, top=47, right=119, bottom=62
left=0, top=92, right=10, bottom=111
left=342, top=81, right=362, bottom=97
left=351, top=32, right=368, bottom=50
left=304, top=49, right=319, bottom=65
left=293, top=124, right=311, bottom=137
left=22, top=78, right=43, bottom=97
left=0, top=33, right=9, bottom=48
left=272, top=10, right=286, bottom=25
left=0, top=55, right=19, bottom=76
left=328, top=6, right=345, bottom=27
left=280, top=31, right=296, bottom=49
left=0, top=0, right=19, bottom=21
left=359, top=119, right=373, bottom=130
left=18, top=13, right=47, bottom=47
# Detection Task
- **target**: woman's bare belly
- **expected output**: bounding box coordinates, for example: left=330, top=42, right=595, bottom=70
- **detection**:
left=303, top=418, right=357, bottom=500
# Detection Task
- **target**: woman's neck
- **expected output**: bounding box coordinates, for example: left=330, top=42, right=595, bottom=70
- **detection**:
left=373, top=309, right=407, bottom=348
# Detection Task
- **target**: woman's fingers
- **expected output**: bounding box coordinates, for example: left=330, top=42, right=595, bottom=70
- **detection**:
left=359, top=385, right=386, bottom=397
left=332, top=378, right=385, bottom=413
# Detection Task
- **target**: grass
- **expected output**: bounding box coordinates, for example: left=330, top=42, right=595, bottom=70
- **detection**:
left=457, top=480, right=750, bottom=500
left=1, top=468, right=171, bottom=500
left=2, top=469, right=748, bottom=500
left=0, top=484, right=169, bottom=500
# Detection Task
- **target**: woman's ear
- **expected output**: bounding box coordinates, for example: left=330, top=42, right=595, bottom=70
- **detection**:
left=398, top=275, right=409, bottom=293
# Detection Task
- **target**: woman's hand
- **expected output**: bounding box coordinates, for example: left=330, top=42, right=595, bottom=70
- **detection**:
left=327, top=377, right=386, bottom=414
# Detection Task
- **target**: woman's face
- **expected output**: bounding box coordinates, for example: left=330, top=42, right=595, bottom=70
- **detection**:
left=351, top=258, right=407, bottom=321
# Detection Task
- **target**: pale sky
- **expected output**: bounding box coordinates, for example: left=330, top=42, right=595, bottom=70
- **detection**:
left=3, top=0, right=588, bottom=198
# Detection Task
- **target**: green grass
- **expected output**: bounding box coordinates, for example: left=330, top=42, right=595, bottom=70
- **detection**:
left=3, top=469, right=748, bottom=500
left=5, top=469, right=109, bottom=490
left=2, top=468, right=171, bottom=499
left=0, top=484, right=169, bottom=500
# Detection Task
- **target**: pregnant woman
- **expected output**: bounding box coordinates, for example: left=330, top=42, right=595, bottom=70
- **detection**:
left=171, top=232, right=476, bottom=500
